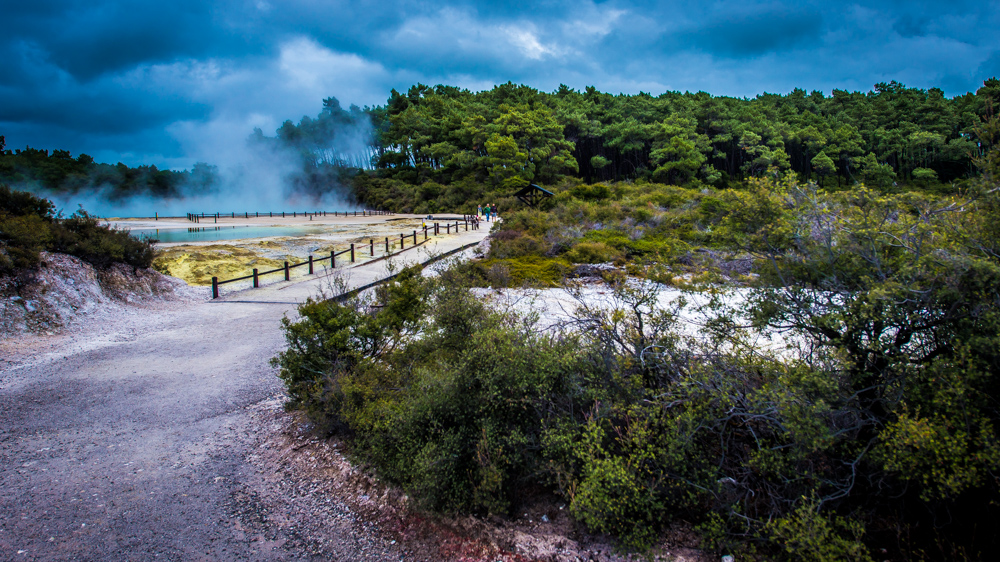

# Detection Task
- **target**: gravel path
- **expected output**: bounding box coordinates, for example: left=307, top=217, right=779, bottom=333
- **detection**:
left=0, top=226, right=489, bottom=561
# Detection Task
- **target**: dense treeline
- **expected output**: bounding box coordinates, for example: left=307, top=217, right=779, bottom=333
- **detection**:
left=363, top=79, right=999, bottom=189
left=6, top=78, right=998, bottom=212
left=0, top=135, right=218, bottom=201
left=235, top=78, right=1000, bottom=216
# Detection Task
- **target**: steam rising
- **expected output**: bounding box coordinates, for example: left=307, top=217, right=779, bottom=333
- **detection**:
left=27, top=99, right=375, bottom=219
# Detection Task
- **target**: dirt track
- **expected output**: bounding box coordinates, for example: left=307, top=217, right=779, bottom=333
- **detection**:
left=0, top=224, right=489, bottom=561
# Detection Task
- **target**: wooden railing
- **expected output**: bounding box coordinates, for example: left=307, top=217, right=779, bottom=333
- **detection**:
left=210, top=217, right=481, bottom=298
left=328, top=239, right=485, bottom=304
left=186, top=210, right=391, bottom=223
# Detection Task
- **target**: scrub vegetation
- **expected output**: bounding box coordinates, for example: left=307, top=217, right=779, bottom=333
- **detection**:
left=0, top=184, right=157, bottom=283
left=273, top=84, right=1000, bottom=559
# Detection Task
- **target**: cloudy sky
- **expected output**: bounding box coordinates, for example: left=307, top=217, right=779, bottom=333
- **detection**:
left=2, top=0, right=998, bottom=170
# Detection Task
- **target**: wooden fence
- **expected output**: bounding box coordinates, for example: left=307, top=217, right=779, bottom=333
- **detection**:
left=328, top=239, right=485, bottom=303
left=186, top=210, right=390, bottom=223
left=210, top=217, right=481, bottom=298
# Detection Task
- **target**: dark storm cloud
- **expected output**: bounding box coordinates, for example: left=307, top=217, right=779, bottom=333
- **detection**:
left=892, top=14, right=931, bottom=39
left=676, top=7, right=824, bottom=57
left=1, top=2, right=222, bottom=80
left=1, top=0, right=997, bottom=169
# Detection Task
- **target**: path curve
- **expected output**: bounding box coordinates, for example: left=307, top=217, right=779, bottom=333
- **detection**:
left=0, top=225, right=490, bottom=561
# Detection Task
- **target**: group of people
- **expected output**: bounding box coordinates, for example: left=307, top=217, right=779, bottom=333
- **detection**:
left=477, top=204, right=497, bottom=222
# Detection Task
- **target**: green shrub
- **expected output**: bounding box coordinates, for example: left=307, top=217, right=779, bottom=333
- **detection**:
left=564, top=241, right=622, bottom=264
left=489, top=229, right=548, bottom=259
left=767, top=503, right=873, bottom=562
left=494, top=256, right=570, bottom=286
left=53, top=211, right=157, bottom=269
left=0, top=185, right=156, bottom=275
left=629, top=205, right=653, bottom=223
left=1, top=184, right=54, bottom=274
left=1, top=185, right=157, bottom=276
left=0, top=213, right=51, bottom=274
left=0, top=184, right=56, bottom=217
left=568, top=411, right=667, bottom=550
left=272, top=265, right=428, bottom=430
left=358, top=326, right=592, bottom=513
left=570, top=183, right=612, bottom=201
left=274, top=273, right=596, bottom=514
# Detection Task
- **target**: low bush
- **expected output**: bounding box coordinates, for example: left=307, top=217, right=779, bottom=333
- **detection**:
left=0, top=184, right=157, bottom=278
left=0, top=213, right=51, bottom=273
left=53, top=211, right=157, bottom=269
left=564, top=241, right=622, bottom=264
left=273, top=268, right=598, bottom=513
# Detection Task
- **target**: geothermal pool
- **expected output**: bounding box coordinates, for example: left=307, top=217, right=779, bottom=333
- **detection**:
left=129, top=224, right=332, bottom=243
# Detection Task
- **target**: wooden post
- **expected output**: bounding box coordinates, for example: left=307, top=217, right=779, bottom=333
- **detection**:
left=385, top=237, right=389, bottom=254
left=253, top=269, right=259, bottom=288
left=413, top=230, right=417, bottom=245
left=424, top=226, right=428, bottom=240
left=350, top=244, right=355, bottom=263
left=400, top=233, right=405, bottom=249
left=446, top=223, right=450, bottom=234
left=434, top=222, right=439, bottom=235
left=308, top=255, right=313, bottom=274
left=370, top=239, right=374, bottom=256
left=284, top=261, right=289, bottom=281
left=331, top=250, right=336, bottom=268
left=212, top=277, right=219, bottom=299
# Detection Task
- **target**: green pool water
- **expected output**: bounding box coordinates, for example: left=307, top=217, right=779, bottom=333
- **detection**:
left=130, top=225, right=331, bottom=243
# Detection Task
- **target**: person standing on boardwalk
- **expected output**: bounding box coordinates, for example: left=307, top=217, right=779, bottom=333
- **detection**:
left=484, top=204, right=491, bottom=222
left=477, top=204, right=483, bottom=218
